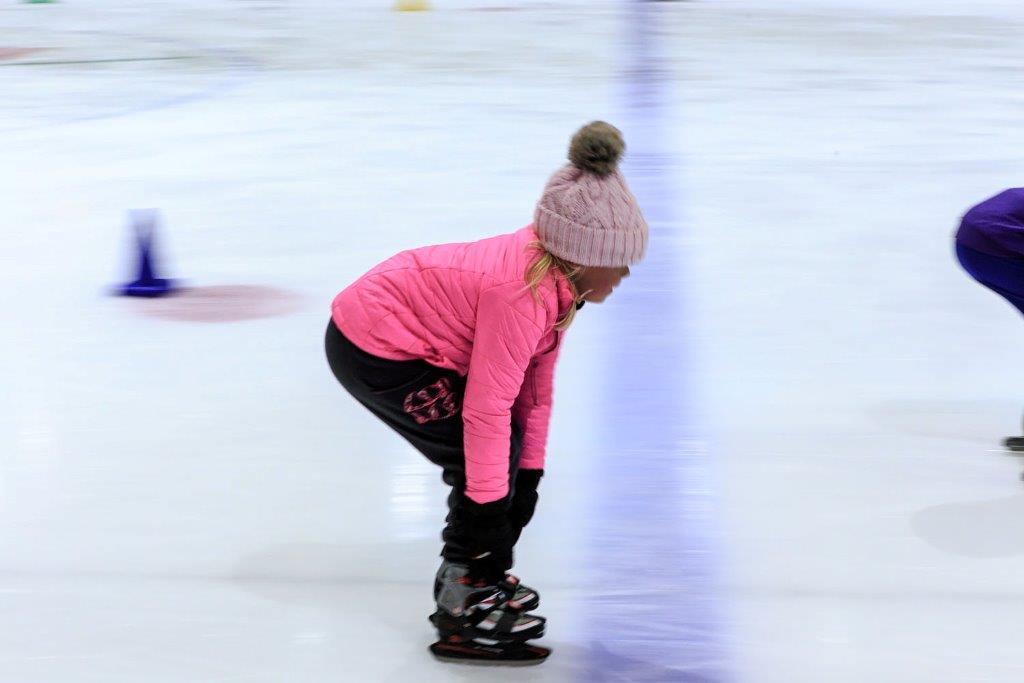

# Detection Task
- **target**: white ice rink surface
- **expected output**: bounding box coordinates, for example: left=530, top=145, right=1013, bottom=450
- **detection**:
left=4, top=1, right=1024, bottom=681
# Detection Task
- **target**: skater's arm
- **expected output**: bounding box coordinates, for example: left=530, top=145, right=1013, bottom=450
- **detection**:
left=463, top=283, right=548, bottom=505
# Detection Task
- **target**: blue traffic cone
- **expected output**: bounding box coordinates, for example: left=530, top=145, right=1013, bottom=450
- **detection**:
left=118, top=209, right=179, bottom=297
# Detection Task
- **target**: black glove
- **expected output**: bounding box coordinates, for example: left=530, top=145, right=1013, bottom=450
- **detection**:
left=459, top=495, right=517, bottom=560
left=509, top=469, right=543, bottom=531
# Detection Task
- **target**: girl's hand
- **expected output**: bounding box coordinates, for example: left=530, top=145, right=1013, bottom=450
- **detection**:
left=509, top=469, right=543, bottom=530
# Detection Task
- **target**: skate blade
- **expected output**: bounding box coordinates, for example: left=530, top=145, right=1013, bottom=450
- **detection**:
left=429, top=641, right=550, bottom=666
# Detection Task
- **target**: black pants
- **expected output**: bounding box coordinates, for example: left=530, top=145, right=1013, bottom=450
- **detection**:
left=324, top=320, right=524, bottom=572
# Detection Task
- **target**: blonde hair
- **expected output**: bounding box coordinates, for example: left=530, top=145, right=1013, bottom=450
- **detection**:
left=523, top=241, right=585, bottom=331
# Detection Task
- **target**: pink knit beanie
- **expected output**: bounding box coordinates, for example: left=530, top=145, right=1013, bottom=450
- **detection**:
left=534, top=121, right=648, bottom=268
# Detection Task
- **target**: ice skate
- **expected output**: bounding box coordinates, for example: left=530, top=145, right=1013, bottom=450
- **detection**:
left=1004, top=436, right=1024, bottom=452
left=429, top=561, right=550, bottom=665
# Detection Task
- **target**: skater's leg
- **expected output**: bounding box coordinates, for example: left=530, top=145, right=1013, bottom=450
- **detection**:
left=327, top=320, right=489, bottom=492
left=428, top=422, right=547, bottom=658
left=327, top=321, right=530, bottom=567
left=956, top=245, right=1024, bottom=452
left=327, top=320, right=547, bottom=657
left=956, top=242, right=1024, bottom=316
left=436, top=443, right=540, bottom=614
left=328, top=320, right=535, bottom=572
left=441, top=423, right=523, bottom=575
left=325, top=320, right=466, bottom=457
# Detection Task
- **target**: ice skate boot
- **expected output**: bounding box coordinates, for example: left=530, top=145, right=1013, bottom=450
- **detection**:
left=428, top=561, right=550, bottom=665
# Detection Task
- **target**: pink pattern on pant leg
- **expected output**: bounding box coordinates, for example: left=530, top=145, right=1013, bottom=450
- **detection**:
left=403, top=377, right=461, bottom=424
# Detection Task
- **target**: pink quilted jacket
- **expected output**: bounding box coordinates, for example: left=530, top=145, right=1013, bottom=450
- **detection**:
left=331, top=225, right=574, bottom=504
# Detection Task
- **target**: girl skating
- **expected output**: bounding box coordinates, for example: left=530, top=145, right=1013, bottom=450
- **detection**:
left=956, top=188, right=1024, bottom=454
left=325, top=121, right=648, bottom=664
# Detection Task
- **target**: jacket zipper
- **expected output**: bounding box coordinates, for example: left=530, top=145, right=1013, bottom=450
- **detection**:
left=530, top=360, right=539, bottom=405
left=530, top=331, right=559, bottom=406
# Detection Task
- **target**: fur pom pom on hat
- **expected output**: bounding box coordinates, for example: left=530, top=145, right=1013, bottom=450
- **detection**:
left=534, top=121, right=648, bottom=268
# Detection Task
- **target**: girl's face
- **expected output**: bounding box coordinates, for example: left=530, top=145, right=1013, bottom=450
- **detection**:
left=573, top=265, right=631, bottom=303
